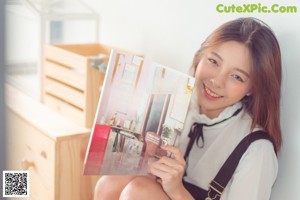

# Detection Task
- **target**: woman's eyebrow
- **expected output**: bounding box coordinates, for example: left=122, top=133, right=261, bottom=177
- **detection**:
left=211, top=51, right=223, bottom=61
left=234, top=68, right=250, bottom=78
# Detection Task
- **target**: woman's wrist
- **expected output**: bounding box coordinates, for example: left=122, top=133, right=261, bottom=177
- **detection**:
left=169, top=185, right=194, bottom=200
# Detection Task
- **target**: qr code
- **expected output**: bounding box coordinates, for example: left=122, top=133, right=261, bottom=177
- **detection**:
left=3, top=171, right=29, bottom=197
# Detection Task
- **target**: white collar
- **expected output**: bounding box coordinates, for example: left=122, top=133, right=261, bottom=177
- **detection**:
left=189, top=93, right=243, bottom=126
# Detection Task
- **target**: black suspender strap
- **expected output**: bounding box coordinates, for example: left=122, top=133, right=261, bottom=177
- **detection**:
left=206, top=131, right=276, bottom=200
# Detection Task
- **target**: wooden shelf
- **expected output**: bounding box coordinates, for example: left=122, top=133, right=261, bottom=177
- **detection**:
left=5, top=84, right=99, bottom=200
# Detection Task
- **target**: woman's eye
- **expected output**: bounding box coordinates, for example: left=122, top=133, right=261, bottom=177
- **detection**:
left=208, top=58, right=218, bottom=65
left=232, top=74, right=244, bottom=82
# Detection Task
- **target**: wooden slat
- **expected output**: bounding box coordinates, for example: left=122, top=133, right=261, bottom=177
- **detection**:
left=44, top=94, right=84, bottom=125
left=55, top=44, right=104, bottom=56
left=44, top=78, right=85, bottom=109
left=44, top=61, right=86, bottom=91
left=44, top=45, right=88, bottom=70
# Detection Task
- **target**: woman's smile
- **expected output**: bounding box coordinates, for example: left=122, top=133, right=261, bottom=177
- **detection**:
left=203, top=83, right=223, bottom=100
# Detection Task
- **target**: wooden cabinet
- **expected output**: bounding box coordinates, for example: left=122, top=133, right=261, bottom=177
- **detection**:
left=6, top=85, right=99, bottom=200
left=42, top=43, right=112, bottom=128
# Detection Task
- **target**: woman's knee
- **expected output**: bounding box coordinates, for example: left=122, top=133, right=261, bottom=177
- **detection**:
left=94, top=176, right=135, bottom=200
left=94, top=176, right=114, bottom=200
left=120, top=177, right=169, bottom=200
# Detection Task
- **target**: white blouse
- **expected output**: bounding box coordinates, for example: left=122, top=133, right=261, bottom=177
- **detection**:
left=179, top=96, right=278, bottom=200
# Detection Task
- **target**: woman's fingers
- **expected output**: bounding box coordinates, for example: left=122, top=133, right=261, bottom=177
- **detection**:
left=148, top=146, right=186, bottom=183
left=149, top=156, right=185, bottom=181
left=150, top=162, right=182, bottom=182
left=161, top=145, right=185, bottom=165
left=151, top=157, right=182, bottom=173
left=158, top=156, right=185, bottom=171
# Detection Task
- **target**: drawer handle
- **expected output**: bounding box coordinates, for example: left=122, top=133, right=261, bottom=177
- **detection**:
left=40, top=151, right=47, bottom=159
left=21, top=159, right=35, bottom=170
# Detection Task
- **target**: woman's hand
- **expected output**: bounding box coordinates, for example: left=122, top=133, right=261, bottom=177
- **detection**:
left=149, top=145, right=193, bottom=200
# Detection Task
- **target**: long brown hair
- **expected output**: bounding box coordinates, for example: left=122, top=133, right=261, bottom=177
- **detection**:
left=192, top=17, right=282, bottom=152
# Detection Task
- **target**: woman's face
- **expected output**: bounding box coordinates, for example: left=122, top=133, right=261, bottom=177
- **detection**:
left=195, top=41, right=252, bottom=118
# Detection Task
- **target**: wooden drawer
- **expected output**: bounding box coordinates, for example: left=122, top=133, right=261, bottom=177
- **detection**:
left=6, top=108, right=55, bottom=200
left=44, top=43, right=111, bottom=70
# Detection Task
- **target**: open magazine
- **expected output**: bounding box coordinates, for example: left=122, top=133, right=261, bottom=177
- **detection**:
left=83, top=49, right=195, bottom=175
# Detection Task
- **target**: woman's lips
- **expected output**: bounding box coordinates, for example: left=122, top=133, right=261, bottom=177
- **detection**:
left=203, top=83, right=223, bottom=100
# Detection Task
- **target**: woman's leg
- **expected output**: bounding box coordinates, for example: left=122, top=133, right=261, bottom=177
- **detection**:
left=94, top=176, right=136, bottom=200
left=120, top=176, right=170, bottom=200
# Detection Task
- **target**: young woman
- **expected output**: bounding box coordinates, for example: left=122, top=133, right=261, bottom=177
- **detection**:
left=94, top=17, right=282, bottom=200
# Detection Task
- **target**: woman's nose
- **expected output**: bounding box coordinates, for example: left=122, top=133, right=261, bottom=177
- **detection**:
left=209, top=73, right=225, bottom=89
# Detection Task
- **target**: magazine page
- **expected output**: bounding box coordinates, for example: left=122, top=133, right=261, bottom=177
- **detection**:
left=84, top=49, right=195, bottom=175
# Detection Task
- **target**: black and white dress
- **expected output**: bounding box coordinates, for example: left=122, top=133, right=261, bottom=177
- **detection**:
left=178, top=95, right=277, bottom=200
